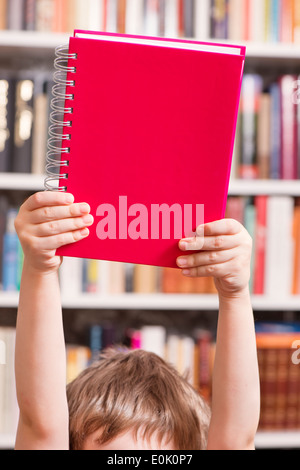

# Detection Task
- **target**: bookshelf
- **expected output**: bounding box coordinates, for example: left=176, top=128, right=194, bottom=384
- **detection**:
left=0, top=2, right=300, bottom=450
left=1, top=291, right=300, bottom=312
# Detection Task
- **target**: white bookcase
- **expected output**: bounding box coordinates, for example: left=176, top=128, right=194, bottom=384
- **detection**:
left=0, top=31, right=299, bottom=450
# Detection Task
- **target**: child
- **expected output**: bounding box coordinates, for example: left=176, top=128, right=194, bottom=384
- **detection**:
left=14, top=191, right=260, bottom=450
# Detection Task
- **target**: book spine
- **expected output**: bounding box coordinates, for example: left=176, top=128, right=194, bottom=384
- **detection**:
left=7, top=0, right=25, bottom=30
left=279, top=75, right=298, bottom=180
left=269, top=82, right=281, bottom=179
left=257, top=93, right=271, bottom=179
left=11, top=77, right=34, bottom=173
left=239, top=74, right=263, bottom=179
left=2, top=209, right=19, bottom=292
left=253, top=195, right=267, bottom=295
left=125, top=0, right=144, bottom=35
left=211, top=0, right=228, bottom=39
left=24, top=0, right=36, bottom=31
left=194, top=0, right=210, bottom=40
left=294, top=0, right=300, bottom=44
left=0, top=76, right=15, bottom=172
left=0, top=0, right=7, bottom=30
left=35, top=0, right=54, bottom=32
left=31, top=76, right=48, bottom=174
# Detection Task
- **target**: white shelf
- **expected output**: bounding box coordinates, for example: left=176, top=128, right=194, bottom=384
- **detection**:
left=0, top=174, right=299, bottom=196
left=0, top=31, right=299, bottom=62
left=229, top=179, right=300, bottom=196
left=0, top=434, right=15, bottom=450
left=0, top=173, right=44, bottom=191
left=255, top=431, right=300, bottom=449
left=0, top=31, right=68, bottom=58
left=3, top=291, right=300, bottom=311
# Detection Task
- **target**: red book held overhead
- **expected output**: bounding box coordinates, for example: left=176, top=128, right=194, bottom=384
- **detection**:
left=45, top=31, right=245, bottom=268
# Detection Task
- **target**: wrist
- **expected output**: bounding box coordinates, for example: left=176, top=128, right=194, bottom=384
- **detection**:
left=22, top=258, right=61, bottom=279
left=217, top=285, right=251, bottom=302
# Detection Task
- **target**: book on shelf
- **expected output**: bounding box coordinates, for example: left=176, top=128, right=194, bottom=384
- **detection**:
left=234, top=73, right=300, bottom=181
left=66, top=344, right=91, bottom=384
left=256, top=322, right=300, bottom=430
left=0, top=327, right=18, bottom=438
left=1, top=194, right=300, bottom=296
left=226, top=195, right=300, bottom=297
left=2, top=207, right=23, bottom=292
left=0, top=69, right=52, bottom=175
left=0, top=0, right=300, bottom=44
left=85, top=323, right=215, bottom=394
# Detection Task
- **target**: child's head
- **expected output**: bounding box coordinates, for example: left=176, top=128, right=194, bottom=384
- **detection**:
left=66, top=348, right=211, bottom=450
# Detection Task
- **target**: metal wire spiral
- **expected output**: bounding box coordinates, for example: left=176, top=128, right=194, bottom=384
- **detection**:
left=44, top=45, right=77, bottom=191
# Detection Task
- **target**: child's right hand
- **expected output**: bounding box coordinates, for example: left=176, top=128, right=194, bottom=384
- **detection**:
left=14, top=191, right=93, bottom=274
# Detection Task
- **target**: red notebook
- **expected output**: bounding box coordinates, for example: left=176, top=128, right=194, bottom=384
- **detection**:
left=45, top=31, right=245, bottom=268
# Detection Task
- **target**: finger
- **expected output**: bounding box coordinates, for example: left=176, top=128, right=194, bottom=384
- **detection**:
left=33, top=228, right=90, bottom=251
left=33, top=214, right=94, bottom=237
left=24, top=191, right=75, bottom=211
left=181, top=259, right=236, bottom=278
left=30, top=202, right=91, bottom=224
left=180, top=231, right=242, bottom=252
left=177, top=246, right=239, bottom=269
left=178, top=225, right=205, bottom=251
left=179, top=219, right=243, bottom=252
left=202, top=219, right=242, bottom=236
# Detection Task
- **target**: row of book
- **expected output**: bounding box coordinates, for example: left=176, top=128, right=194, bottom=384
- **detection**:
left=0, top=72, right=51, bottom=174
left=59, top=321, right=300, bottom=431
left=2, top=71, right=300, bottom=181
left=233, top=74, right=300, bottom=181
left=146, top=195, right=300, bottom=297
left=0, top=0, right=299, bottom=44
left=0, top=321, right=299, bottom=438
left=1, top=195, right=300, bottom=297
left=68, top=324, right=214, bottom=402
left=256, top=322, right=300, bottom=430
left=227, top=195, right=300, bottom=297
left=68, top=321, right=300, bottom=431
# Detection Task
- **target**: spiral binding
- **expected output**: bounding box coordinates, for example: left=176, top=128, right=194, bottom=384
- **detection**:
left=44, top=45, right=77, bottom=191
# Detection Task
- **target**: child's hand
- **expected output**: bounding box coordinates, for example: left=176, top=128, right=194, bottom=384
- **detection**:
left=176, top=219, right=252, bottom=297
left=15, top=191, right=93, bottom=273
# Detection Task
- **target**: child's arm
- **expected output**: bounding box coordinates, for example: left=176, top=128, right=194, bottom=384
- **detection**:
left=14, top=191, right=93, bottom=450
left=177, top=219, right=260, bottom=450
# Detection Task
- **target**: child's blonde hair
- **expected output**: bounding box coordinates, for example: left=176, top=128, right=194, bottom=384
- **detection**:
left=67, top=348, right=211, bottom=450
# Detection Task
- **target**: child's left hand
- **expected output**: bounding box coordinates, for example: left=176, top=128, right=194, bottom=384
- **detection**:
left=176, top=219, right=252, bottom=297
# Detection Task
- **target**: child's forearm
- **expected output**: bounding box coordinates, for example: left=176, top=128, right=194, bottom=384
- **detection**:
left=15, top=261, right=69, bottom=449
left=207, top=288, right=260, bottom=450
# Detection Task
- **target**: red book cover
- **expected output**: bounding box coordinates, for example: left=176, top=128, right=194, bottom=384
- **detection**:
left=46, top=31, right=245, bottom=268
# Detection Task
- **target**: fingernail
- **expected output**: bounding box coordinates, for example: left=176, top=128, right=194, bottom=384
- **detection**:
left=80, top=227, right=89, bottom=236
left=80, top=203, right=90, bottom=214
left=83, top=214, right=94, bottom=225
left=179, top=241, right=188, bottom=250
left=196, top=225, right=205, bottom=236
left=177, top=257, right=188, bottom=267
left=66, top=194, right=74, bottom=204
left=182, top=269, right=191, bottom=276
